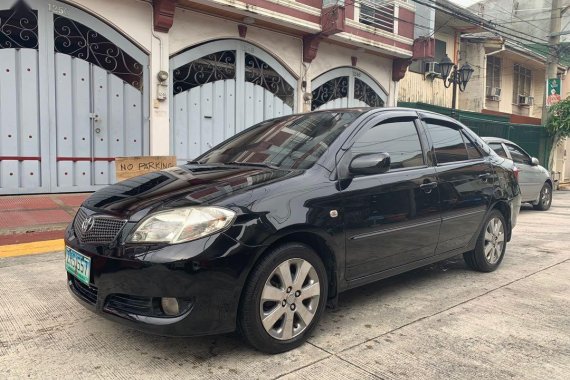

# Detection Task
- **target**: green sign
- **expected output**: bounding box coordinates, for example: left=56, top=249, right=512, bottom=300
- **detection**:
left=547, top=78, right=562, bottom=106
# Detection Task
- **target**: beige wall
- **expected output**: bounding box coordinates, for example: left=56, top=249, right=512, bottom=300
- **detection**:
left=497, top=54, right=545, bottom=119
left=553, top=139, right=569, bottom=182
left=458, top=41, right=547, bottom=119
left=557, top=75, right=570, bottom=181
left=458, top=42, right=486, bottom=112
left=397, top=30, right=455, bottom=107
left=65, top=1, right=398, bottom=154
left=565, top=139, right=570, bottom=182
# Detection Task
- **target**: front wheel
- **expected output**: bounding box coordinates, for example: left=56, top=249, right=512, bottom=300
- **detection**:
left=533, top=182, right=552, bottom=211
left=463, top=210, right=507, bottom=272
left=238, top=243, right=328, bottom=353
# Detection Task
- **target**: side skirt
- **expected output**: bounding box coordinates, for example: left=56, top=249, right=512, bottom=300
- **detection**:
left=343, top=245, right=474, bottom=291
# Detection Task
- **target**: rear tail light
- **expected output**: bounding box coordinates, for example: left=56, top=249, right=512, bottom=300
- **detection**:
left=513, top=165, right=520, bottom=182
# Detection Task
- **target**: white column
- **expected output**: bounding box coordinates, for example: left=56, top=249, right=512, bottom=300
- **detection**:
left=149, top=31, right=171, bottom=155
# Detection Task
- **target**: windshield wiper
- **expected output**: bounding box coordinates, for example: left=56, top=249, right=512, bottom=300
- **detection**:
left=187, top=160, right=202, bottom=164
left=226, top=161, right=280, bottom=170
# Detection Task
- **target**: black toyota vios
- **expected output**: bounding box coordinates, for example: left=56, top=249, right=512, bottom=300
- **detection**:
left=65, top=108, right=521, bottom=353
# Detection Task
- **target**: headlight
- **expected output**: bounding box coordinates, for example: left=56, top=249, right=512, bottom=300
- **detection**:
left=127, top=207, right=236, bottom=244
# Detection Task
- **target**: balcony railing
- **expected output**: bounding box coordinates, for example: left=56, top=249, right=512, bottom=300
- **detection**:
left=358, top=0, right=397, bottom=33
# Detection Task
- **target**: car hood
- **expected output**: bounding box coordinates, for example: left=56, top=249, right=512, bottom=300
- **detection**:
left=82, top=164, right=299, bottom=218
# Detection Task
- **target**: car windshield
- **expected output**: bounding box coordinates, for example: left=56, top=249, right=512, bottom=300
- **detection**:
left=195, top=111, right=360, bottom=170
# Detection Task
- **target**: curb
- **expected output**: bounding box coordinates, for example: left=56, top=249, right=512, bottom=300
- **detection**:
left=0, top=239, right=64, bottom=258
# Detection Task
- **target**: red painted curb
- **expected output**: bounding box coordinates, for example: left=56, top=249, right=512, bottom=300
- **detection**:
left=0, top=230, right=66, bottom=246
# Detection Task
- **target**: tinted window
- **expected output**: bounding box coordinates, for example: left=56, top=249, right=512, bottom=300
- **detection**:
left=426, top=122, right=469, bottom=163
left=505, top=144, right=531, bottom=165
left=488, top=142, right=508, bottom=158
left=462, top=133, right=483, bottom=159
left=351, top=119, right=424, bottom=169
left=197, top=112, right=360, bottom=170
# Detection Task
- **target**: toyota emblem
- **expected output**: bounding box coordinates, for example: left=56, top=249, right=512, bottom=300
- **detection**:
left=80, top=217, right=95, bottom=234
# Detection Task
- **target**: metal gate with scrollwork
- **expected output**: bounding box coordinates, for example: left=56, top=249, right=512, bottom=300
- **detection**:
left=170, top=40, right=297, bottom=163
left=311, top=67, right=387, bottom=111
left=0, top=0, right=149, bottom=194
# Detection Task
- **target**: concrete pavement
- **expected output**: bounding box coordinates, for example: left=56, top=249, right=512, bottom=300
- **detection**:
left=0, top=192, right=569, bottom=379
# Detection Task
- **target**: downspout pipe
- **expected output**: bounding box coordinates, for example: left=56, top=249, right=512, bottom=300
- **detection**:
left=485, top=44, right=506, bottom=57
left=482, top=43, right=505, bottom=114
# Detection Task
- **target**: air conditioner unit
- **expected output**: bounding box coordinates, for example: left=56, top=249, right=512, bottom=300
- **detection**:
left=518, top=95, right=534, bottom=106
left=486, top=87, right=501, bottom=100
left=424, top=61, right=439, bottom=78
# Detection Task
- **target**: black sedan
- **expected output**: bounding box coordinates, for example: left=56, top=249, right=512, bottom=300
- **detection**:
left=64, top=108, right=521, bottom=353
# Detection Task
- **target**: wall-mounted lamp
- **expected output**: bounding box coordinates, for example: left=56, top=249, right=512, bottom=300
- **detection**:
left=439, top=54, right=474, bottom=117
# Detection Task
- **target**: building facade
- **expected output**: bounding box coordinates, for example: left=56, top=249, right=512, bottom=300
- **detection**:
left=469, top=0, right=570, bottom=44
left=468, top=0, right=570, bottom=181
left=397, top=0, right=487, bottom=109
left=0, top=0, right=416, bottom=194
left=458, top=35, right=557, bottom=124
left=397, top=27, right=455, bottom=107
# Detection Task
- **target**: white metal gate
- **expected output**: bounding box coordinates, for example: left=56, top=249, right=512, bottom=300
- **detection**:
left=0, top=0, right=149, bottom=194
left=311, top=67, right=387, bottom=110
left=170, top=40, right=297, bottom=163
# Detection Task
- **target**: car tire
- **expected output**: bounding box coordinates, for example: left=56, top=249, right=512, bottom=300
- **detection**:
left=238, top=242, right=328, bottom=354
left=533, top=182, right=552, bottom=211
left=463, top=209, right=507, bottom=273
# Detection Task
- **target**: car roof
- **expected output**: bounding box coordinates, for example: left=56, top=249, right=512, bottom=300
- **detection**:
left=481, top=137, right=515, bottom=144
left=310, top=107, right=459, bottom=122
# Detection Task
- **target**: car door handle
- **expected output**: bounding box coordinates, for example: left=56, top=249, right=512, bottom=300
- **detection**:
left=479, top=173, right=492, bottom=179
left=420, top=182, right=438, bottom=193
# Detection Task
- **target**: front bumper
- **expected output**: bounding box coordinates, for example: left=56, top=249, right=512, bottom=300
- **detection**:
left=64, top=225, right=258, bottom=337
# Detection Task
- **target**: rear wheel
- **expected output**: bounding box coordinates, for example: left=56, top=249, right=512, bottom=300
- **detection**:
left=238, top=243, right=328, bottom=353
left=463, top=209, right=507, bottom=272
left=533, top=182, right=552, bottom=211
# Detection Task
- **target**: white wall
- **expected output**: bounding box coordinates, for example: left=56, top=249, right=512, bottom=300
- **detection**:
left=307, top=41, right=395, bottom=107
left=66, top=1, right=397, bottom=154
left=169, top=8, right=304, bottom=111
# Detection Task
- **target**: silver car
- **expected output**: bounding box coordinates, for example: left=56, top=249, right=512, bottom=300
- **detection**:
left=482, top=137, right=553, bottom=211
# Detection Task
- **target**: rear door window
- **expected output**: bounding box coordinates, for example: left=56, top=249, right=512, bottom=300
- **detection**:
left=351, top=119, right=424, bottom=170
left=425, top=121, right=469, bottom=164
left=488, top=142, right=508, bottom=158
left=462, top=133, right=483, bottom=159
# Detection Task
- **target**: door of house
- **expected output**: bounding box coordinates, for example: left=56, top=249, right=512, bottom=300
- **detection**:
left=311, top=67, right=387, bottom=111
left=170, top=40, right=297, bottom=163
left=0, top=0, right=149, bottom=194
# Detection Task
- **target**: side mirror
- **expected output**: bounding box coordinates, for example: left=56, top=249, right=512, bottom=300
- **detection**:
left=349, top=153, right=391, bottom=175
left=531, top=157, right=539, bottom=166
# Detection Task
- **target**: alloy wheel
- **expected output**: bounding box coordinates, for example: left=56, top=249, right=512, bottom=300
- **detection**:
left=483, top=217, right=504, bottom=265
left=259, top=258, right=320, bottom=340
left=541, top=186, right=552, bottom=208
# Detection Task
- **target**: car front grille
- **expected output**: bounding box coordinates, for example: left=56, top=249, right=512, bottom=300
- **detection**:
left=70, top=276, right=98, bottom=305
left=73, top=208, right=127, bottom=244
left=105, top=294, right=156, bottom=317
